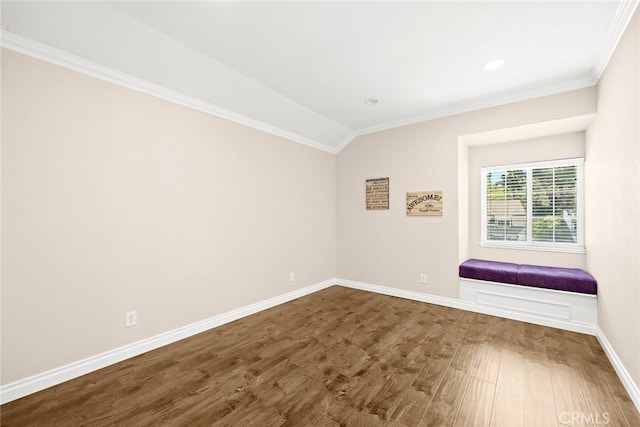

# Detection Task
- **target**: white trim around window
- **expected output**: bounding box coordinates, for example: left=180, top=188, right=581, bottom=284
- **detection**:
left=480, top=158, right=585, bottom=253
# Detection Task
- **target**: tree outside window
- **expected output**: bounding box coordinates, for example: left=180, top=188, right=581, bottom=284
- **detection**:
left=481, top=159, right=583, bottom=252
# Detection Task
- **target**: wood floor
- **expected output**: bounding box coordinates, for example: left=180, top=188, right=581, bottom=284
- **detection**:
left=1, top=286, right=638, bottom=426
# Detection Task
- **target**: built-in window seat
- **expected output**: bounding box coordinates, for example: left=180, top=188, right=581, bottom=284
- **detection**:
left=458, top=258, right=597, bottom=331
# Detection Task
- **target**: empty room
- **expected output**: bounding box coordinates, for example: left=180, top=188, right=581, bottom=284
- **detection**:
left=1, top=1, right=639, bottom=426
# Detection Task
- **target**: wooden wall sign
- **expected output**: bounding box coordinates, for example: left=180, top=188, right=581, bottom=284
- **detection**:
left=366, top=177, right=389, bottom=210
left=406, top=191, right=443, bottom=216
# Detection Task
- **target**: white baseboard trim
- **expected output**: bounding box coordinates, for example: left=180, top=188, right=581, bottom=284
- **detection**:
left=0, top=279, right=336, bottom=405
left=4, top=278, right=638, bottom=416
left=336, top=278, right=598, bottom=336
left=595, top=327, right=640, bottom=413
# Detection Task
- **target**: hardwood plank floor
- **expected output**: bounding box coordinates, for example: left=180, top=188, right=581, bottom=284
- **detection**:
left=1, top=286, right=637, bottom=426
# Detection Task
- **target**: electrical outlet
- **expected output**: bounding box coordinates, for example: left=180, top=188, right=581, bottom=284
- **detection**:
left=420, top=273, right=427, bottom=284
left=289, top=272, right=295, bottom=282
left=125, top=310, right=137, bottom=328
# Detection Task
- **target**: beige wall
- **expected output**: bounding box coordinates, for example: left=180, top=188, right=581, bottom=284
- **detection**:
left=336, top=88, right=597, bottom=298
left=467, top=132, right=586, bottom=268
left=1, top=50, right=336, bottom=384
left=586, top=10, right=640, bottom=387
left=3, top=11, right=639, bottom=396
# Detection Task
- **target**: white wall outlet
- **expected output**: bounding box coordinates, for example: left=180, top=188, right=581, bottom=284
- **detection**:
left=289, top=272, right=295, bottom=282
left=125, top=310, right=137, bottom=328
left=420, top=273, right=427, bottom=284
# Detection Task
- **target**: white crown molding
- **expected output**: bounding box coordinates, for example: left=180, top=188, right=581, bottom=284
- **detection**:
left=0, top=29, right=608, bottom=158
left=591, top=0, right=640, bottom=81
left=336, top=1, right=638, bottom=153
left=0, top=279, right=336, bottom=404
left=3, top=1, right=636, bottom=157
left=336, top=76, right=597, bottom=153
left=0, top=30, right=338, bottom=155
left=5, top=6, right=631, bottom=158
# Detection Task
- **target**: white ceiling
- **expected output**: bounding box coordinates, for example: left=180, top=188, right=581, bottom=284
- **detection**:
left=1, top=1, right=637, bottom=152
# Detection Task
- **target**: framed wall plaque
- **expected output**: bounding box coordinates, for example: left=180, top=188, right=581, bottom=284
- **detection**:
left=406, top=191, right=443, bottom=216
left=366, top=177, right=389, bottom=210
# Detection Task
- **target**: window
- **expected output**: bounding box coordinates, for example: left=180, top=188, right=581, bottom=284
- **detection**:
left=481, top=158, right=584, bottom=252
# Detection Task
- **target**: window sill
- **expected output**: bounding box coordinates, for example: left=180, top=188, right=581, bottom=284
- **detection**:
left=479, top=241, right=586, bottom=254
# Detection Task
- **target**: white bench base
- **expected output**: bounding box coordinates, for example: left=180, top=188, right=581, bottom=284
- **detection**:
left=459, top=277, right=597, bottom=328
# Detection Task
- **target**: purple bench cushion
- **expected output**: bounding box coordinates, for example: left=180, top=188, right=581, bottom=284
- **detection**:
left=458, top=258, right=520, bottom=285
left=459, top=258, right=597, bottom=295
left=518, top=264, right=597, bottom=294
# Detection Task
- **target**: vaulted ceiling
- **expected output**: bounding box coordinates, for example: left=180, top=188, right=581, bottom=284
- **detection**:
left=1, top=1, right=637, bottom=152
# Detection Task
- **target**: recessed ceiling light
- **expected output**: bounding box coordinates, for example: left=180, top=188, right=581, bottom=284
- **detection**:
left=482, top=59, right=506, bottom=71
left=364, top=98, right=380, bottom=105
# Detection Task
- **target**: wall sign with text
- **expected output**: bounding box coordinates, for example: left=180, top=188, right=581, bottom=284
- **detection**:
left=366, top=177, right=389, bottom=210
left=406, top=191, right=443, bottom=216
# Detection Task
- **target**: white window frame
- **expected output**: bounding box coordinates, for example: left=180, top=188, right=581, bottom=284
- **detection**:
left=480, top=158, right=585, bottom=253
